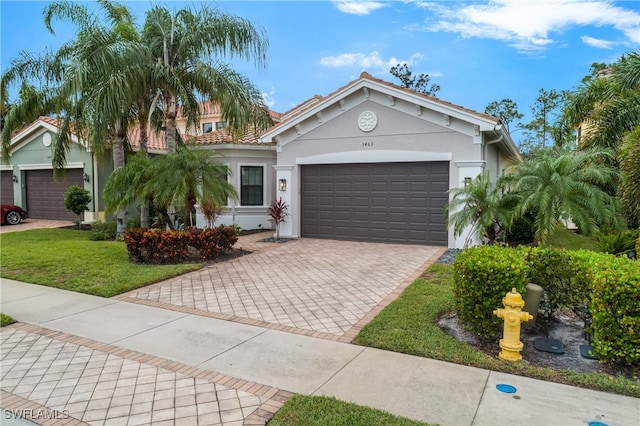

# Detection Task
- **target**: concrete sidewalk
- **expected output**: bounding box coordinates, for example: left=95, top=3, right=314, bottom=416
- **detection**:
left=1, top=279, right=639, bottom=426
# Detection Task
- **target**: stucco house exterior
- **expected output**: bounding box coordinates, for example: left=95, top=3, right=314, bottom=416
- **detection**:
left=2, top=72, right=520, bottom=248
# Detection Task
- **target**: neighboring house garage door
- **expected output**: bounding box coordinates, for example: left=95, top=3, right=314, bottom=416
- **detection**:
left=1, top=171, right=14, bottom=205
left=25, top=169, right=84, bottom=220
left=301, top=161, right=449, bottom=245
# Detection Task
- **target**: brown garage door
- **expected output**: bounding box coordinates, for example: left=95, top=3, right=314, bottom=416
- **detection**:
left=301, top=161, right=449, bottom=245
left=25, top=169, right=85, bottom=220
left=1, top=171, right=15, bottom=205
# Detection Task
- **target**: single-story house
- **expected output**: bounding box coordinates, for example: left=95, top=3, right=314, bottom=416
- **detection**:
left=2, top=72, right=520, bottom=248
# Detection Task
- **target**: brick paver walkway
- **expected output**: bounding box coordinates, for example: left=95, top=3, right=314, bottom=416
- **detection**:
left=1, top=324, right=290, bottom=426
left=117, top=235, right=443, bottom=341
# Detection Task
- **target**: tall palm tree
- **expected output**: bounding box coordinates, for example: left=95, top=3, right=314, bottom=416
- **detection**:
left=145, top=147, right=238, bottom=229
left=506, top=147, right=620, bottom=245
left=141, top=4, right=273, bottom=152
left=563, top=51, right=640, bottom=226
left=445, top=172, right=513, bottom=247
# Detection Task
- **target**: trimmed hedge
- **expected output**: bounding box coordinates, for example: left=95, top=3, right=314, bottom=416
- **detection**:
left=454, top=245, right=640, bottom=367
left=591, top=256, right=640, bottom=366
left=124, top=226, right=238, bottom=263
left=520, top=248, right=594, bottom=314
left=453, top=246, right=529, bottom=339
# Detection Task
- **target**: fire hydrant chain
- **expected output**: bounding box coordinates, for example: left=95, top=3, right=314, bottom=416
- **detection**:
left=493, top=288, right=533, bottom=361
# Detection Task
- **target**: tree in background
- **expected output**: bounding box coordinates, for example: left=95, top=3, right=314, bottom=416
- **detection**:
left=519, top=88, right=573, bottom=154
left=389, top=63, right=440, bottom=97
left=619, top=128, right=640, bottom=227
left=564, top=50, right=640, bottom=227
left=484, top=98, right=523, bottom=132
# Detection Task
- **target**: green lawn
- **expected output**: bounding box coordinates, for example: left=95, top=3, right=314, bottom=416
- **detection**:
left=269, top=395, right=434, bottom=426
left=0, top=228, right=202, bottom=297
left=354, top=263, right=639, bottom=398
left=1, top=313, right=15, bottom=327
left=544, top=226, right=600, bottom=251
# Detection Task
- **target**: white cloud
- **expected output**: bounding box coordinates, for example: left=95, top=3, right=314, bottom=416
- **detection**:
left=581, top=35, right=616, bottom=49
left=320, top=51, right=424, bottom=71
left=262, top=87, right=276, bottom=109
left=332, top=1, right=387, bottom=15
left=419, top=0, right=640, bottom=53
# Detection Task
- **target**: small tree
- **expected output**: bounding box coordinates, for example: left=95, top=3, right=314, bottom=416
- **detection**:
left=267, top=197, right=288, bottom=241
left=64, top=185, right=92, bottom=228
left=200, top=196, right=224, bottom=229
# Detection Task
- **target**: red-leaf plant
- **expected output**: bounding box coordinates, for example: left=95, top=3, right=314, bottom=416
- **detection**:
left=267, top=197, right=289, bottom=241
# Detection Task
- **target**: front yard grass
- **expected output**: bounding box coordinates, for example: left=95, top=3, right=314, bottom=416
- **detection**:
left=544, top=226, right=600, bottom=251
left=0, top=228, right=202, bottom=297
left=353, top=263, right=639, bottom=398
left=1, top=313, right=15, bottom=327
left=269, top=395, right=433, bottom=426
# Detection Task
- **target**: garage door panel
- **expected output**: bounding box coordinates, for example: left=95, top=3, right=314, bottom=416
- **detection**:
left=25, top=169, right=84, bottom=220
left=301, top=161, right=448, bottom=245
left=1, top=171, right=15, bottom=205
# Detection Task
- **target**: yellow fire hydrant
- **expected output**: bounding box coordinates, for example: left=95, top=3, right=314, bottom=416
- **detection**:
left=493, top=288, right=533, bottom=361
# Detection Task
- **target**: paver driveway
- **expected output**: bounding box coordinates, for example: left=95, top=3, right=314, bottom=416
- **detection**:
left=118, top=234, right=444, bottom=341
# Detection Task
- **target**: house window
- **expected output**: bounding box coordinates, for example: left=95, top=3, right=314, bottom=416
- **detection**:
left=240, top=166, right=263, bottom=206
left=202, top=122, right=213, bottom=133
left=216, top=121, right=227, bottom=130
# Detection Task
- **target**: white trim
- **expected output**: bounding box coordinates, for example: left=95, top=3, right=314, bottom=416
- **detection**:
left=238, top=162, right=267, bottom=207
left=18, top=162, right=85, bottom=170
left=296, top=150, right=452, bottom=165
left=0, top=165, right=14, bottom=171
left=454, top=160, right=486, bottom=168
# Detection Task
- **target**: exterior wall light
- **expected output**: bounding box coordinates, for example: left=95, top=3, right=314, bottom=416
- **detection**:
left=13, top=174, right=18, bottom=183
left=83, top=173, right=90, bottom=182
left=278, top=179, right=287, bottom=191
left=464, top=177, right=472, bottom=188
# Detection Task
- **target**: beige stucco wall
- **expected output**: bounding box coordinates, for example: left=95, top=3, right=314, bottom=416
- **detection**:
left=195, top=145, right=277, bottom=231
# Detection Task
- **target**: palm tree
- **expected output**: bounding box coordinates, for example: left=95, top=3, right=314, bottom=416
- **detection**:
left=619, top=128, right=640, bottom=226
left=506, top=147, right=620, bottom=245
left=445, top=172, right=513, bottom=247
left=564, top=51, right=640, bottom=226
left=145, top=147, right=237, bottom=229
left=141, top=4, right=273, bottom=152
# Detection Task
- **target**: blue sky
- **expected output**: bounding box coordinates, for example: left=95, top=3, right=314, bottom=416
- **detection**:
left=2, top=0, right=639, bottom=144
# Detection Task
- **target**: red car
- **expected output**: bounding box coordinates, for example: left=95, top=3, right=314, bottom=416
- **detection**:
left=1, top=205, right=28, bottom=225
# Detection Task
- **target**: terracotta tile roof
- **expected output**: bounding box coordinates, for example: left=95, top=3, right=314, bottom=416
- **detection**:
left=127, top=126, right=167, bottom=151
left=178, top=100, right=283, bottom=122
left=192, top=126, right=274, bottom=146
left=358, top=71, right=499, bottom=123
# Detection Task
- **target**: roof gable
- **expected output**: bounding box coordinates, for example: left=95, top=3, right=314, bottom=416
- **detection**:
left=260, top=71, right=519, bottom=160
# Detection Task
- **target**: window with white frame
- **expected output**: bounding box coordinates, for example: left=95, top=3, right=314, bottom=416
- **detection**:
left=240, top=166, right=263, bottom=206
left=202, top=122, right=213, bottom=133
left=216, top=121, right=227, bottom=130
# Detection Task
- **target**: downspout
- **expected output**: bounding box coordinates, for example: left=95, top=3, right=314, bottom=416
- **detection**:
left=484, top=126, right=504, bottom=178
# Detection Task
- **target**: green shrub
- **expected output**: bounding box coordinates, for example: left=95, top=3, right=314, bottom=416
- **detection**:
left=590, top=256, right=640, bottom=366
left=89, top=220, right=117, bottom=241
left=453, top=246, right=529, bottom=339
left=597, top=230, right=636, bottom=256
left=521, top=248, right=592, bottom=313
